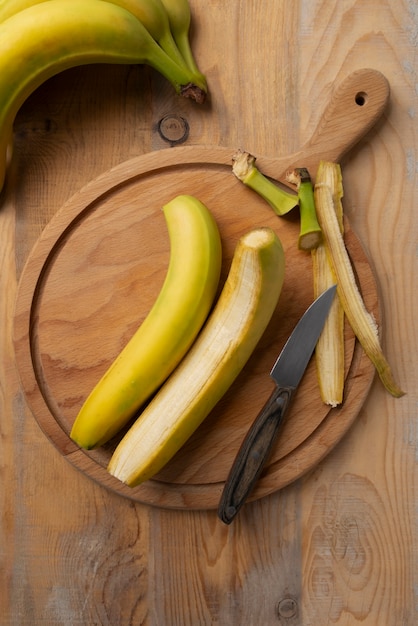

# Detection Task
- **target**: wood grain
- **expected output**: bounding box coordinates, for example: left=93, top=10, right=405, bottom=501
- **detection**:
left=1, top=0, right=416, bottom=624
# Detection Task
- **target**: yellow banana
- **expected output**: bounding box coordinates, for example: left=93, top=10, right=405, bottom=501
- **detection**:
left=0, top=0, right=207, bottom=91
left=160, top=0, right=207, bottom=89
left=70, top=195, right=222, bottom=449
left=108, top=226, right=285, bottom=487
left=0, top=0, right=47, bottom=22
left=0, top=0, right=206, bottom=193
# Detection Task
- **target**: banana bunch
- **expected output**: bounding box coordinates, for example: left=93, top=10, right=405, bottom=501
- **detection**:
left=0, top=0, right=207, bottom=194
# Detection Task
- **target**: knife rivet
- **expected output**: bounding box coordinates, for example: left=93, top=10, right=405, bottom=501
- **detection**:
left=277, top=597, right=298, bottom=619
left=226, top=506, right=236, bottom=519
left=157, top=114, right=189, bottom=145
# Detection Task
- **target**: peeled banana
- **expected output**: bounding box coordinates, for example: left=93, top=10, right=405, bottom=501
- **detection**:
left=70, top=195, right=222, bottom=449
left=0, top=0, right=207, bottom=193
left=108, top=227, right=285, bottom=487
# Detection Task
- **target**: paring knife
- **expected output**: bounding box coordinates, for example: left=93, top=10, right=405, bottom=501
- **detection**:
left=218, top=284, right=337, bottom=524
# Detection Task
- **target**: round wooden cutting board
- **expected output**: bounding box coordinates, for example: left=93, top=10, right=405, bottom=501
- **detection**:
left=13, top=69, right=388, bottom=510
left=13, top=146, right=378, bottom=510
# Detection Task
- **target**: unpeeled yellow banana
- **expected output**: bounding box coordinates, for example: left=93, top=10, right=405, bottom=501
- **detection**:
left=108, top=226, right=285, bottom=487
left=0, top=0, right=207, bottom=193
left=0, top=0, right=205, bottom=88
left=0, top=0, right=49, bottom=22
left=70, top=195, right=222, bottom=449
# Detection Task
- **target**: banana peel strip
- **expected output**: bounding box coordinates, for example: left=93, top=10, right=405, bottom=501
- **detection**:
left=314, top=167, right=405, bottom=398
left=312, top=161, right=345, bottom=407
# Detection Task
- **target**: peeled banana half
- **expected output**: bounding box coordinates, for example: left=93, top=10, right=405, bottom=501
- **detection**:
left=108, top=226, right=285, bottom=487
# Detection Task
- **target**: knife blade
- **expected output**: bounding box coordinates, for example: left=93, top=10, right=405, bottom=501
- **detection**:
left=218, top=284, right=337, bottom=524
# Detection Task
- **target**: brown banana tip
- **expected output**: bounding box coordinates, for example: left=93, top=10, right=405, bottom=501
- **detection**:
left=180, top=83, right=207, bottom=104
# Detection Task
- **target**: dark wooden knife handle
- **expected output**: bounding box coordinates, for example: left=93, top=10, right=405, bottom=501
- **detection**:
left=218, top=385, right=294, bottom=524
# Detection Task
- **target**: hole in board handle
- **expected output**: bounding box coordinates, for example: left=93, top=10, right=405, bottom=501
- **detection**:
left=355, top=91, right=368, bottom=106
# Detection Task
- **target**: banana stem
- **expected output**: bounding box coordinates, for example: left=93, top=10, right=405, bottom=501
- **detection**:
left=147, top=42, right=206, bottom=102
left=160, top=0, right=207, bottom=89
left=157, top=29, right=207, bottom=91
left=286, top=168, right=322, bottom=251
left=173, top=29, right=207, bottom=88
left=158, top=29, right=192, bottom=70
left=232, top=150, right=298, bottom=216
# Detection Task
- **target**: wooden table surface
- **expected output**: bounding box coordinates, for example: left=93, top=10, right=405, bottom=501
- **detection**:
left=1, top=1, right=416, bottom=624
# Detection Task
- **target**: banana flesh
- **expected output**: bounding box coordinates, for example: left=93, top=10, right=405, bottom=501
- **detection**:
left=70, top=195, right=222, bottom=449
left=0, top=0, right=207, bottom=193
left=108, top=227, right=285, bottom=487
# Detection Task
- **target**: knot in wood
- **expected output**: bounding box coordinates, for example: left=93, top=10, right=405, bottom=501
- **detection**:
left=158, top=114, right=189, bottom=145
left=277, top=597, right=298, bottom=619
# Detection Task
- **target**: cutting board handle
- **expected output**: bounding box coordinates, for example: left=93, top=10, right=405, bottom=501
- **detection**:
left=302, top=68, right=390, bottom=165
left=257, top=68, right=390, bottom=183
